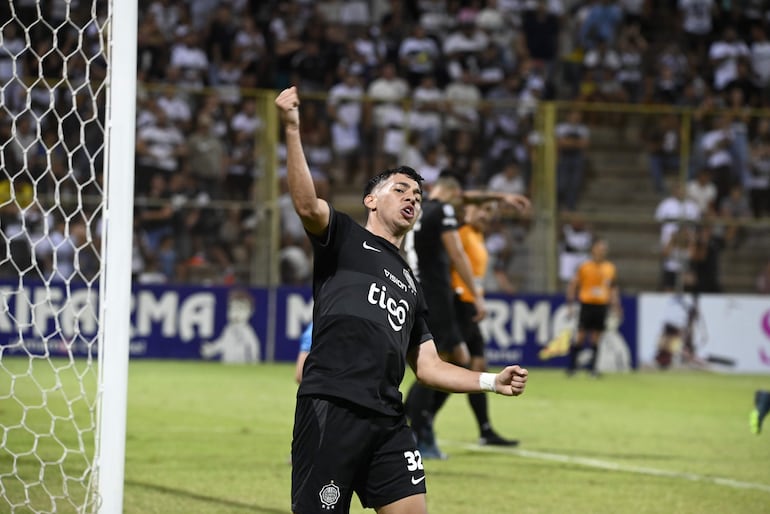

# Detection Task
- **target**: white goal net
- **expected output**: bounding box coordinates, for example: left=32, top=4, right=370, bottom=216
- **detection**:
left=0, top=2, right=135, bottom=513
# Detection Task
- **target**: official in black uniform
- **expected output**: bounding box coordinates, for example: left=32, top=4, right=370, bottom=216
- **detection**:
left=276, top=87, right=529, bottom=514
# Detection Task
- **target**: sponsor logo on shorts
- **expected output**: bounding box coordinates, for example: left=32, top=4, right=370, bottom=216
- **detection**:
left=319, top=481, right=340, bottom=509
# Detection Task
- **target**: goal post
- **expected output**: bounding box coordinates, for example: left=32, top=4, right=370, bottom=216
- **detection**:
left=97, top=0, right=137, bottom=513
left=0, top=1, right=136, bottom=513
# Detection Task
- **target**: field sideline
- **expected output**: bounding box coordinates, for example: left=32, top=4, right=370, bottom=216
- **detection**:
left=3, top=359, right=770, bottom=513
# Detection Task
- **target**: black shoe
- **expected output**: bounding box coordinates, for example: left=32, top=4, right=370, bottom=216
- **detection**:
left=479, top=429, right=519, bottom=447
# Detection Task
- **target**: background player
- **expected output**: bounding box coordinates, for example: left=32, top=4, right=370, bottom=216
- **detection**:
left=404, top=173, right=530, bottom=458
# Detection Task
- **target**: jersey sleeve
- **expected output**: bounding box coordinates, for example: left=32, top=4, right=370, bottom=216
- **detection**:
left=438, top=202, right=459, bottom=234
left=409, top=287, right=433, bottom=350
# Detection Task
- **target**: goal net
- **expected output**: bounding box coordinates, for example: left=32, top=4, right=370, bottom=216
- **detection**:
left=0, top=2, right=135, bottom=513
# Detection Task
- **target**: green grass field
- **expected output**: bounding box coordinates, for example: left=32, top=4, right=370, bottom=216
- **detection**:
left=2, top=359, right=770, bottom=513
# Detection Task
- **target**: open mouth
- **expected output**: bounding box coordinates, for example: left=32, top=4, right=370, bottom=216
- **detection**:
left=401, top=206, right=415, bottom=219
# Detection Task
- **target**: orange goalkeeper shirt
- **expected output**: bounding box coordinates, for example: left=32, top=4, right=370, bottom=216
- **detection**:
left=576, top=259, right=616, bottom=305
left=451, top=224, right=487, bottom=303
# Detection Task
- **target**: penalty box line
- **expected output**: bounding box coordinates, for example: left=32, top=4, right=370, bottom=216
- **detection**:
left=441, top=440, right=770, bottom=494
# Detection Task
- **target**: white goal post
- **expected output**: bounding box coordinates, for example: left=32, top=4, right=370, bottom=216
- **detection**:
left=0, top=2, right=136, bottom=513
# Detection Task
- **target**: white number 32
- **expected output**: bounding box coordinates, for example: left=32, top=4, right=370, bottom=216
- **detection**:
left=403, top=450, right=424, bottom=471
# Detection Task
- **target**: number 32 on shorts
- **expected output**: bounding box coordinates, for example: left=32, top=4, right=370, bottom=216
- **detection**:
left=403, top=450, right=424, bottom=471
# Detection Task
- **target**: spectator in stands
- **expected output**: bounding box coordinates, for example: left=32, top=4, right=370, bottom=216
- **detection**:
left=233, top=15, right=267, bottom=79
left=475, top=42, right=509, bottom=95
left=443, top=8, right=489, bottom=83
left=659, top=225, right=695, bottom=292
left=555, top=109, right=590, bottom=211
left=444, top=68, right=482, bottom=138
left=483, top=216, right=519, bottom=294
left=655, top=180, right=701, bottom=247
left=689, top=221, right=723, bottom=293
left=186, top=114, right=226, bottom=199
left=677, top=0, right=717, bottom=62
left=415, top=143, right=449, bottom=188
left=366, top=61, right=410, bottom=172
left=327, top=67, right=365, bottom=186
left=750, top=24, right=770, bottom=105
left=135, top=104, right=187, bottom=195
left=708, top=25, right=750, bottom=93
left=408, top=74, right=446, bottom=146
left=449, top=129, right=484, bottom=186
left=169, top=25, right=210, bottom=89
left=702, top=113, right=738, bottom=206
left=156, top=83, right=192, bottom=132
left=719, top=183, right=752, bottom=249
left=616, top=23, right=647, bottom=102
left=747, top=118, right=770, bottom=218
left=483, top=74, right=525, bottom=178
left=521, top=0, right=561, bottom=84
left=398, top=24, right=441, bottom=88
left=137, top=173, right=174, bottom=253
left=579, top=0, right=623, bottom=50
left=487, top=160, right=526, bottom=196
left=289, top=39, right=335, bottom=93
left=224, top=127, right=256, bottom=201
left=686, top=168, right=718, bottom=216
left=644, top=113, right=681, bottom=195
left=558, top=212, right=594, bottom=286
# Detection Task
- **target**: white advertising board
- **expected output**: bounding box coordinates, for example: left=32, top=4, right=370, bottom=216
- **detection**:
left=638, top=293, right=770, bottom=373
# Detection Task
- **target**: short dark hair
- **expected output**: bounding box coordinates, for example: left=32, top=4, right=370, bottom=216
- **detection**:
left=362, top=166, right=424, bottom=200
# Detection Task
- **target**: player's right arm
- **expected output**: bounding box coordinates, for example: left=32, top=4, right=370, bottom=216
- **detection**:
left=407, top=339, right=528, bottom=396
left=275, top=86, right=330, bottom=236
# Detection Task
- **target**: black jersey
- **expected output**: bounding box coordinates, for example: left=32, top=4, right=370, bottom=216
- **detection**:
left=298, top=206, right=433, bottom=416
left=406, top=198, right=458, bottom=296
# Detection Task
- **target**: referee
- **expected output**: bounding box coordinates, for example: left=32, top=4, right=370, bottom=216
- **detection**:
left=565, top=237, right=621, bottom=377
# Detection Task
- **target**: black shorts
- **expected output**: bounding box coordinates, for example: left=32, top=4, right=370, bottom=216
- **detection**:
left=291, top=396, right=427, bottom=513
left=425, top=290, right=464, bottom=354
left=578, top=303, right=608, bottom=332
left=454, top=296, right=485, bottom=358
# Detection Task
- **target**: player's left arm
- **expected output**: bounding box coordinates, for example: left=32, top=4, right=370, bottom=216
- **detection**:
left=407, top=340, right=528, bottom=396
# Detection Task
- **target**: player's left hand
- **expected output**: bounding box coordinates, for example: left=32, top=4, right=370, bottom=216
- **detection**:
left=495, top=365, right=528, bottom=396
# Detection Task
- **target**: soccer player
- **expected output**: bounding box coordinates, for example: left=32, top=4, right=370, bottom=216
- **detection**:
left=565, top=237, right=621, bottom=377
left=276, top=86, right=529, bottom=514
left=750, top=390, right=770, bottom=435
left=404, top=173, right=530, bottom=458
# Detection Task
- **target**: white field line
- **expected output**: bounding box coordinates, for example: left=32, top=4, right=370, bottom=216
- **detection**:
left=441, top=440, right=770, bottom=494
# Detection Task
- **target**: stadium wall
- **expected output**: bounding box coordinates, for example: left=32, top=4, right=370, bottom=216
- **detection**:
left=2, top=281, right=768, bottom=373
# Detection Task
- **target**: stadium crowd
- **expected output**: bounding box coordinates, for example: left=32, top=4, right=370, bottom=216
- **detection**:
left=0, top=0, right=769, bottom=291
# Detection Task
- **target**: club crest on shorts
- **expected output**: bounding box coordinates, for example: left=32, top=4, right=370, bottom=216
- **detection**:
left=319, top=480, right=340, bottom=509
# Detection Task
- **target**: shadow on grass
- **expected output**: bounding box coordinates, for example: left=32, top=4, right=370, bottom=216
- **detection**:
left=125, top=480, right=285, bottom=513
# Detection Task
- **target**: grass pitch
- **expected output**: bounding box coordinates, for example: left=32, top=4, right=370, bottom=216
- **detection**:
left=2, top=359, right=770, bottom=513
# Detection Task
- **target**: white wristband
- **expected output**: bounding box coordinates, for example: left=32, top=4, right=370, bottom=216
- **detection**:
left=479, top=372, right=497, bottom=393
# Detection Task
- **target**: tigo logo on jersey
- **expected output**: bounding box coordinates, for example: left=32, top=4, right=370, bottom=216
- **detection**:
left=367, top=283, right=409, bottom=331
